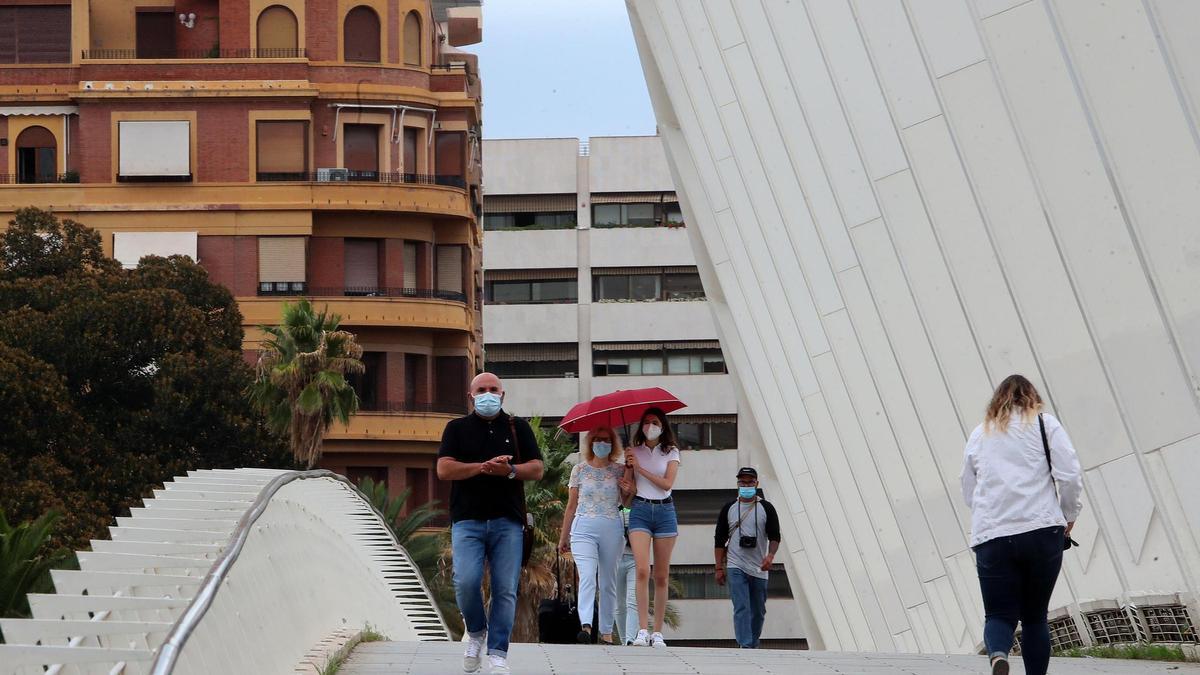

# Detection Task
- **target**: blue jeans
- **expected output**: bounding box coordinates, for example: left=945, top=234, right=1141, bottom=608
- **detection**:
left=570, top=516, right=624, bottom=631
left=451, top=517, right=524, bottom=657
left=728, top=567, right=767, bottom=648
left=974, top=526, right=1064, bottom=675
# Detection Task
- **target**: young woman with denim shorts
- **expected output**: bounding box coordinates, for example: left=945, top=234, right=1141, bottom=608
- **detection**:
left=623, top=407, right=681, bottom=648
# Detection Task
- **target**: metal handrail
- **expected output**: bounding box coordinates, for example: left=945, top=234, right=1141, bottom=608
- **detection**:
left=148, top=469, right=449, bottom=674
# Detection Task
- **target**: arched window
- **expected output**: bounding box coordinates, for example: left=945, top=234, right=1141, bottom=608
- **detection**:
left=256, top=5, right=299, bottom=57
left=403, top=11, right=421, bottom=66
left=343, top=6, right=381, bottom=63
left=16, top=125, right=57, bottom=184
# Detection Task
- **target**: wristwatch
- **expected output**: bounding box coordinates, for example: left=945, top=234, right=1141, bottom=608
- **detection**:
left=506, top=464, right=517, bottom=480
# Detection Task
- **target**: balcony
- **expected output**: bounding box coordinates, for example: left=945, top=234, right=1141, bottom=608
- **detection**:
left=0, top=181, right=472, bottom=219
left=257, top=172, right=467, bottom=190
left=81, top=49, right=307, bottom=60
left=483, top=304, right=578, bottom=343
left=239, top=292, right=472, bottom=331
left=326, top=408, right=458, bottom=443
left=260, top=286, right=466, bottom=304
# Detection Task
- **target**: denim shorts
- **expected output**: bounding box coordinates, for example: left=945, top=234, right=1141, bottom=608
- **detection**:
left=628, top=498, right=678, bottom=538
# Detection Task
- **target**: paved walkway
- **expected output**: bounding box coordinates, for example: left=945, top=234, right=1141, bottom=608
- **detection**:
left=340, top=641, right=1200, bottom=674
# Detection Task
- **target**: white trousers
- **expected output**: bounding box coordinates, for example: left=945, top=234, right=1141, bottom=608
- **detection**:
left=570, top=516, right=624, bottom=631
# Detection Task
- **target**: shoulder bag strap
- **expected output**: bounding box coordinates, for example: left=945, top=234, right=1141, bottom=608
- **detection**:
left=1039, top=413, right=1058, bottom=496
left=725, top=501, right=756, bottom=548
left=508, top=417, right=531, bottom=535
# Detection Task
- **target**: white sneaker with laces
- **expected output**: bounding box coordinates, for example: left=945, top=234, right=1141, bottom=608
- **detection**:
left=488, top=654, right=511, bottom=673
left=650, top=631, right=666, bottom=648
left=631, top=629, right=650, bottom=647
left=462, top=633, right=485, bottom=673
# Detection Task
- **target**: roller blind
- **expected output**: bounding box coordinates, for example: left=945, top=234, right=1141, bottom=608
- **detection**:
left=0, top=6, right=70, bottom=64
left=256, top=121, right=307, bottom=173
left=345, top=239, right=380, bottom=289
left=590, top=192, right=677, bottom=204
left=403, top=242, right=418, bottom=288
left=257, top=5, right=298, bottom=52
left=483, top=194, right=576, bottom=214
left=113, top=232, right=198, bottom=269
left=486, top=343, right=577, bottom=362
left=436, top=245, right=463, bottom=294
left=119, top=121, right=190, bottom=177
left=485, top=268, right=576, bottom=282
left=257, top=236, right=306, bottom=282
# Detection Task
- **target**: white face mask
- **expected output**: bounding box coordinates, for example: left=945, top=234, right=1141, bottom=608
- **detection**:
left=643, top=423, right=662, bottom=442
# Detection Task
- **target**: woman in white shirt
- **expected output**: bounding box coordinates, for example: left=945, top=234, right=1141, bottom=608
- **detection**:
left=623, top=408, right=681, bottom=648
left=559, top=426, right=628, bottom=645
left=961, top=375, right=1083, bottom=675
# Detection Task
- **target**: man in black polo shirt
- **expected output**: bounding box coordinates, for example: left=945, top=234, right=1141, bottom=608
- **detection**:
left=437, top=372, right=543, bottom=674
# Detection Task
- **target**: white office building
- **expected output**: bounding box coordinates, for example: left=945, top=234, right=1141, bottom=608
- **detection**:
left=629, top=0, right=1200, bottom=655
left=482, top=136, right=806, bottom=647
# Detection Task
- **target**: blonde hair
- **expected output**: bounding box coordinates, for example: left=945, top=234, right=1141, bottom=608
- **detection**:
left=984, top=374, right=1044, bottom=433
left=581, top=427, right=623, bottom=464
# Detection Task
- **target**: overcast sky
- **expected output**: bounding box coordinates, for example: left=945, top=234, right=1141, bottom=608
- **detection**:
left=473, top=0, right=658, bottom=140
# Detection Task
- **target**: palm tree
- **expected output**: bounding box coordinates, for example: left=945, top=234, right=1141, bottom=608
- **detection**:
left=0, top=510, right=63, bottom=639
left=355, top=477, right=464, bottom=636
left=248, top=299, right=363, bottom=468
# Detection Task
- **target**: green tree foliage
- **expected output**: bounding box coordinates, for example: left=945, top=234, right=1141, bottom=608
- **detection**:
left=0, top=510, right=64, bottom=623
left=248, top=299, right=363, bottom=469
left=0, top=208, right=291, bottom=552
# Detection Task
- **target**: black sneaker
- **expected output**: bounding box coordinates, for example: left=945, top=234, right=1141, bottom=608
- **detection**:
left=991, top=654, right=1009, bottom=675
left=577, top=625, right=592, bottom=644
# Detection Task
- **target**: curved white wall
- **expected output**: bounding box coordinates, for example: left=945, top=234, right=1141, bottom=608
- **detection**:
left=628, top=0, right=1200, bottom=654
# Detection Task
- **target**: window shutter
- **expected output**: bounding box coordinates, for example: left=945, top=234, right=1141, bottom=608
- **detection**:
left=344, top=239, right=380, bottom=289
left=435, top=132, right=463, bottom=178
left=113, top=232, right=198, bottom=269
left=0, top=9, right=15, bottom=64
left=343, top=7, right=381, bottom=62
left=403, top=12, right=421, bottom=66
left=436, top=245, right=463, bottom=294
left=257, top=5, right=298, bottom=54
left=343, top=124, right=379, bottom=174
left=119, top=121, right=190, bottom=178
left=16, top=6, right=69, bottom=63
left=403, top=242, right=418, bottom=289
left=258, top=237, right=306, bottom=282
left=256, top=121, right=307, bottom=174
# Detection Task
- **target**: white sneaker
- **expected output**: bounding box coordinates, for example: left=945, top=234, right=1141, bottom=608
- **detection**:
left=650, top=631, right=666, bottom=648
left=488, top=654, right=511, bottom=673
left=631, top=628, right=650, bottom=647
left=463, top=633, right=485, bottom=673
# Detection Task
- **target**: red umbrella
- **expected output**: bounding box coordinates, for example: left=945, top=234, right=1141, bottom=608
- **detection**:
left=559, top=387, right=686, bottom=434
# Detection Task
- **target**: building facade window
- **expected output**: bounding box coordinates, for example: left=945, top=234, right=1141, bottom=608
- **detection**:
left=485, top=279, right=577, bottom=304
left=344, top=238, right=381, bottom=294
left=592, top=343, right=726, bottom=376
left=435, top=132, right=464, bottom=181
left=483, top=211, right=576, bottom=230
left=348, top=351, right=384, bottom=410
left=673, top=416, right=738, bottom=450
left=591, top=196, right=682, bottom=227
left=257, top=5, right=300, bottom=56
left=403, top=11, right=422, bottom=66
left=436, top=245, right=465, bottom=298
left=258, top=236, right=307, bottom=295
left=15, top=126, right=56, bottom=184
left=135, top=9, right=176, bottom=59
left=117, top=120, right=191, bottom=182
left=344, top=123, right=381, bottom=179
left=0, top=5, right=71, bottom=64
left=671, top=564, right=792, bottom=600
left=592, top=267, right=705, bottom=301
left=343, top=6, right=381, bottom=63
left=256, top=120, right=308, bottom=181
left=485, top=343, right=578, bottom=379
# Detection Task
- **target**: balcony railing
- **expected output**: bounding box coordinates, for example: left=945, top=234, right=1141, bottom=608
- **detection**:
left=81, top=48, right=307, bottom=60
left=257, top=171, right=467, bottom=189
left=356, top=400, right=466, bottom=415
left=258, top=285, right=467, bottom=303
left=0, top=173, right=79, bottom=185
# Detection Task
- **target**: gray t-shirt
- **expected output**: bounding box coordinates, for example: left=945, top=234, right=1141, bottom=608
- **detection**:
left=714, top=498, right=781, bottom=580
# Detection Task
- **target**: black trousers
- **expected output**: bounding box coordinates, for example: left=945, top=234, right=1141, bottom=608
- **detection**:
left=974, top=526, right=1064, bottom=675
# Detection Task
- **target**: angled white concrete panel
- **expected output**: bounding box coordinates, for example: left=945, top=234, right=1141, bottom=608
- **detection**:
left=629, top=0, right=1200, bottom=653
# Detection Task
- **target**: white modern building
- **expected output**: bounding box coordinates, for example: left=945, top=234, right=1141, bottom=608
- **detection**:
left=482, top=136, right=806, bottom=647
left=628, top=0, right=1200, bottom=656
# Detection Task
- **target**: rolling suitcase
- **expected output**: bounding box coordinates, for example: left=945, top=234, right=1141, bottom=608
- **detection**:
left=537, top=553, right=582, bottom=643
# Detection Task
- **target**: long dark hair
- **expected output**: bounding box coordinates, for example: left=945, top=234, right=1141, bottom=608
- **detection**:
left=632, top=407, right=677, bottom=453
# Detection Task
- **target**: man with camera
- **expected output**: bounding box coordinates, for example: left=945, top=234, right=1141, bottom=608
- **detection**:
left=714, top=466, right=781, bottom=649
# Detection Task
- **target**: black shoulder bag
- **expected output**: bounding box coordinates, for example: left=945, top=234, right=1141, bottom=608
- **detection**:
left=1038, top=413, right=1080, bottom=551
left=508, top=416, right=535, bottom=566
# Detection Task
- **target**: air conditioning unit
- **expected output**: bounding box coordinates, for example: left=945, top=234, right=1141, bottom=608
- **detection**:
left=316, top=168, right=349, bottom=182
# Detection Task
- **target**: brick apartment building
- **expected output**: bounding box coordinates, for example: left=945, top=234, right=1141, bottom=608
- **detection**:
left=0, top=0, right=484, bottom=509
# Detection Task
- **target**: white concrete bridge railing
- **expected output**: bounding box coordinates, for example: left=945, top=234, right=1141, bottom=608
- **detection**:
left=0, top=468, right=448, bottom=675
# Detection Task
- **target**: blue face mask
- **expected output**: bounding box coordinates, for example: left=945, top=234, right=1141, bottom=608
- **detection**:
left=738, top=486, right=757, bottom=500
left=473, top=392, right=502, bottom=417
left=592, top=441, right=613, bottom=458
